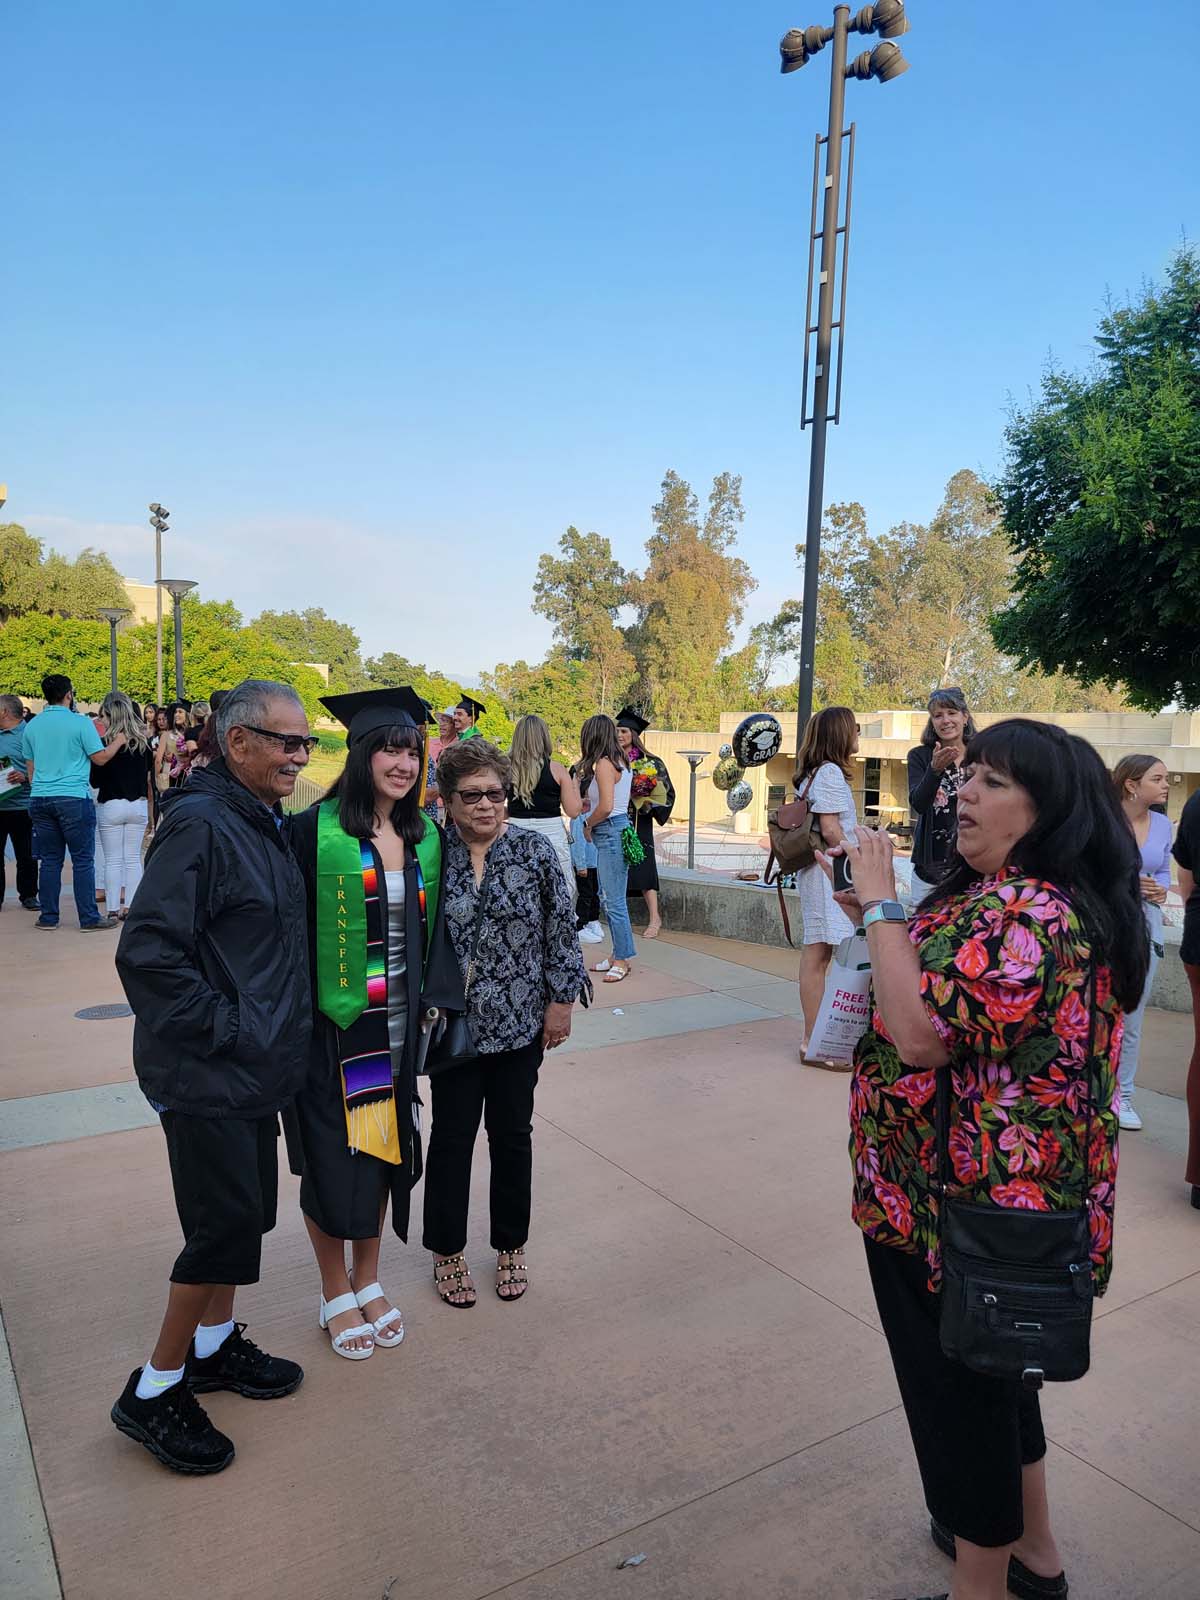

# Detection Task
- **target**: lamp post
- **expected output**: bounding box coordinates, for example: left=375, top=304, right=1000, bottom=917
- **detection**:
left=97, top=608, right=130, bottom=694
left=160, top=580, right=197, bottom=701
left=780, top=1, right=911, bottom=749
left=149, top=504, right=170, bottom=704
left=678, top=750, right=711, bottom=871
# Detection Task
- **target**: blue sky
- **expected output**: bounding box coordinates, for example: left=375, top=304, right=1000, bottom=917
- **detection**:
left=3, top=1, right=1196, bottom=676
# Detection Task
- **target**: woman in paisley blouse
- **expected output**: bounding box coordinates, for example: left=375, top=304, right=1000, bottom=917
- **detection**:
left=422, top=738, right=587, bottom=1308
left=823, top=719, right=1146, bottom=1600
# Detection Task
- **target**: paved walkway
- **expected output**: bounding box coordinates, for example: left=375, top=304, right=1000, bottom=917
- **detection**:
left=1, top=895, right=1198, bottom=1600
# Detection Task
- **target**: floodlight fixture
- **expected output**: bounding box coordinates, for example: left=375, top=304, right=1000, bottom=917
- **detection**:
left=779, top=24, right=831, bottom=73
left=852, top=0, right=910, bottom=37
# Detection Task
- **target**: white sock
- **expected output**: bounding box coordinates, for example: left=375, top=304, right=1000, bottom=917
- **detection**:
left=194, top=1318, right=235, bottom=1359
left=135, top=1361, right=186, bottom=1400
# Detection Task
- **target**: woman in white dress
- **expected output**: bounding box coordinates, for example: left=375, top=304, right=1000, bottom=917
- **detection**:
left=793, top=706, right=859, bottom=1069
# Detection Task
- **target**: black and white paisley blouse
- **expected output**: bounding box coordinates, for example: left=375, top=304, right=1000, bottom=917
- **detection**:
left=442, top=824, right=587, bottom=1053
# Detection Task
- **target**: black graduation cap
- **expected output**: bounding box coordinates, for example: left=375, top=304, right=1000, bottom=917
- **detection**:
left=456, top=692, right=486, bottom=722
left=320, top=686, right=431, bottom=746
left=615, top=707, right=649, bottom=737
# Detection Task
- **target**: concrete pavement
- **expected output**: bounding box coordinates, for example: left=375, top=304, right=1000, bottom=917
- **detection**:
left=1, top=891, right=1198, bottom=1600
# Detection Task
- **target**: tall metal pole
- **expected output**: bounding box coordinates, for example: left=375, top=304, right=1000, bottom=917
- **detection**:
left=108, top=619, right=119, bottom=692
left=155, top=526, right=164, bottom=706
left=795, top=4, right=850, bottom=753
left=172, top=593, right=186, bottom=702
left=679, top=751, right=710, bottom=871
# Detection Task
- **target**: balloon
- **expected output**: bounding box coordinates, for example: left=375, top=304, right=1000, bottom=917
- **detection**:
left=732, top=713, right=783, bottom=768
left=727, top=780, right=753, bottom=812
left=712, top=757, right=744, bottom=792
left=718, top=743, right=734, bottom=760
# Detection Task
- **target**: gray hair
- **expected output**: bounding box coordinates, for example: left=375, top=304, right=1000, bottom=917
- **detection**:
left=215, top=679, right=305, bottom=755
left=0, top=694, right=24, bottom=722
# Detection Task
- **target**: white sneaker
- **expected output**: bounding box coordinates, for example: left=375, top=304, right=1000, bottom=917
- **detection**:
left=578, top=922, right=605, bottom=944
left=1118, top=1101, right=1143, bottom=1131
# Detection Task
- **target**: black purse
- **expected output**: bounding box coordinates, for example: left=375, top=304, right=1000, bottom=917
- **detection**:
left=424, top=864, right=494, bottom=1076
left=936, top=967, right=1098, bottom=1390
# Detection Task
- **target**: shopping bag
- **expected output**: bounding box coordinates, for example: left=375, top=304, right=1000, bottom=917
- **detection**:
left=806, top=930, right=872, bottom=1065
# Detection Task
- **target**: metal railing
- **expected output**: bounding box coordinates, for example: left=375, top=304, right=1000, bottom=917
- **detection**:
left=282, top=774, right=328, bottom=814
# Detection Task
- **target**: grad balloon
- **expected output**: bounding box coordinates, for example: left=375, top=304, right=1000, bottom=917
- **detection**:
left=726, top=780, right=753, bottom=812
left=712, top=756, right=744, bottom=792
left=732, top=714, right=783, bottom=768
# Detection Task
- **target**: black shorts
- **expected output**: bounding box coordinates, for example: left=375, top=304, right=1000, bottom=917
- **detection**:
left=864, top=1233, right=1046, bottom=1549
left=161, top=1111, right=280, bottom=1286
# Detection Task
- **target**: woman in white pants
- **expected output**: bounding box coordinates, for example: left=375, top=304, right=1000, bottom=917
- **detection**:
left=94, top=693, right=155, bottom=919
left=505, top=715, right=581, bottom=899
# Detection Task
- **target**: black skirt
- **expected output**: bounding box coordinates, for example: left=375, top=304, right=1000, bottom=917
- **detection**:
left=626, top=809, right=659, bottom=894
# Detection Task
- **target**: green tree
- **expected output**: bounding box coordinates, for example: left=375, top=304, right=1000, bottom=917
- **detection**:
left=531, top=526, right=634, bottom=712
left=362, top=653, right=512, bottom=744
left=0, top=613, right=115, bottom=700
left=992, top=247, right=1200, bottom=710
left=628, top=469, right=756, bottom=726
left=0, top=524, right=49, bottom=621
left=481, top=651, right=596, bottom=757
left=0, top=525, right=126, bottom=622
left=253, top=607, right=367, bottom=690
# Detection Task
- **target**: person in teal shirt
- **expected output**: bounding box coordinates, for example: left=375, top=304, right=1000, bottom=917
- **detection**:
left=0, top=694, right=39, bottom=908
left=23, top=673, right=127, bottom=930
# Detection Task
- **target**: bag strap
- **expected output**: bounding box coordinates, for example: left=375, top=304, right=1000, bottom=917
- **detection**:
left=462, top=858, right=496, bottom=999
left=936, top=951, right=1098, bottom=1208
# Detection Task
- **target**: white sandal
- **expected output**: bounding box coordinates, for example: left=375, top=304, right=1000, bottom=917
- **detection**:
left=318, top=1292, right=375, bottom=1360
left=354, top=1279, right=404, bottom=1348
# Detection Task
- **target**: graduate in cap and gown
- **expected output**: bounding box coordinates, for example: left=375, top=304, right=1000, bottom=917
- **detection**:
left=453, top=693, right=486, bottom=739
left=615, top=708, right=675, bottom=939
left=285, top=687, right=464, bottom=1360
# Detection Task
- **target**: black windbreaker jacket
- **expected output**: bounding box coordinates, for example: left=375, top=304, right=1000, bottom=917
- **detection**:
left=115, top=759, right=312, bottom=1118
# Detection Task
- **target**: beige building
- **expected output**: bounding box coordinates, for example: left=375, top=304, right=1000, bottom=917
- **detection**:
left=645, top=708, right=1200, bottom=836
left=121, top=578, right=160, bottom=627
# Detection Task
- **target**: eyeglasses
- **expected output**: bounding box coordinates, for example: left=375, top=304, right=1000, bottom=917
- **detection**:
left=240, top=725, right=319, bottom=756
left=454, top=787, right=507, bottom=808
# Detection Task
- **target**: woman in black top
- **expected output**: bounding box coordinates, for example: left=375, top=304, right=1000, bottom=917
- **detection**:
left=505, top=714, right=581, bottom=897
left=906, top=686, right=976, bottom=903
left=1171, top=791, right=1200, bottom=1210
left=95, top=692, right=155, bottom=919
left=616, top=708, right=676, bottom=939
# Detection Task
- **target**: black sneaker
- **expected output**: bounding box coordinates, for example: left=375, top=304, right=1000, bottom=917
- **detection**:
left=21, top=898, right=40, bottom=910
left=186, top=1322, right=304, bottom=1399
left=110, top=1369, right=235, bottom=1475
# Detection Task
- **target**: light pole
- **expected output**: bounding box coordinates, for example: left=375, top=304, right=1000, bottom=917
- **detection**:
left=160, top=580, right=197, bottom=701
left=97, top=608, right=130, bottom=694
left=149, top=504, right=170, bottom=704
left=678, top=750, right=711, bottom=871
left=780, top=1, right=911, bottom=749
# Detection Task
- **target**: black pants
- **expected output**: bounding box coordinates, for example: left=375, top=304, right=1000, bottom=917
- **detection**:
left=422, top=1038, right=543, bottom=1255
left=575, top=868, right=599, bottom=927
left=162, top=1111, right=279, bottom=1285
left=0, top=809, right=38, bottom=903
left=865, top=1234, right=1046, bottom=1549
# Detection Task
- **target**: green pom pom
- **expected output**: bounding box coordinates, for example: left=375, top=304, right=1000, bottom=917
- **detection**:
left=621, top=825, right=645, bottom=866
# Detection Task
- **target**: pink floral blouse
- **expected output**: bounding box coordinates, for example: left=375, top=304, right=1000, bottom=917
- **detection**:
left=849, top=868, right=1122, bottom=1295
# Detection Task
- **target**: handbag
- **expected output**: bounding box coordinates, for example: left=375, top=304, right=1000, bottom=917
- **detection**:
left=764, top=776, right=822, bottom=946
left=936, top=966, right=1097, bottom=1390
left=425, top=863, right=495, bottom=1075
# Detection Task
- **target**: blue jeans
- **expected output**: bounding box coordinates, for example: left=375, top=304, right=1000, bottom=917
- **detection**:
left=30, top=796, right=100, bottom=927
left=591, top=817, right=636, bottom=962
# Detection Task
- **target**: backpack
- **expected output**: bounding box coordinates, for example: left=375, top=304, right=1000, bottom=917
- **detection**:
left=764, top=776, right=822, bottom=946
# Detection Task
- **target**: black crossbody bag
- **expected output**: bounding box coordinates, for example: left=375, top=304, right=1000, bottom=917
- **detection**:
left=424, top=864, right=495, bottom=1075
left=935, top=966, right=1097, bottom=1391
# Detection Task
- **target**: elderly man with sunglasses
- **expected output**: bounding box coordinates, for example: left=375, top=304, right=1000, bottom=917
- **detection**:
left=111, top=680, right=316, bottom=1475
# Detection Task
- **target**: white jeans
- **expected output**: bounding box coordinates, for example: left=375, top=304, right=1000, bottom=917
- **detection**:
left=1119, top=901, right=1163, bottom=1102
left=506, top=815, right=576, bottom=908
left=97, top=797, right=148, bottom=907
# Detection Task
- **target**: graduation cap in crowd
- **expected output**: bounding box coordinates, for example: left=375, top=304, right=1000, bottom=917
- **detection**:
left=320, top=687, right=433, bottom=746
left=456, top=693, right=486, bottom=724
left=615, top=707, right=650, bottom=737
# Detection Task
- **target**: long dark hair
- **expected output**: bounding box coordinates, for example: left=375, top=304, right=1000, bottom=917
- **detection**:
left=929, top=719, right=1148, bottom=1011
left=794, top=705, right=857, bottom=785
left=324, top=723, right=427, bottom=847
left=577, top=713, right=628, bottom=794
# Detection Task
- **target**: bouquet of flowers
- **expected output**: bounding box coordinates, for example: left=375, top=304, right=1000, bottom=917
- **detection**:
left=630, top=756, right=667, bottom=810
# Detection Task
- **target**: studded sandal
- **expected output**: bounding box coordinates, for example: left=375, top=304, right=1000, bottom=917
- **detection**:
left=496, top=1248, right=528, bottom=1302
left=433, top=1253, right=476, bottom=1309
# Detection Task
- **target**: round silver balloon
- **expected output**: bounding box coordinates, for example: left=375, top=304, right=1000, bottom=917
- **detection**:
left=718, top=743, right=734, bottom=760
left=732, top=713, right=783, bottom=768
left=726, top=780, right=753, bottom=813
left=712, top=756, right=744, bottom=792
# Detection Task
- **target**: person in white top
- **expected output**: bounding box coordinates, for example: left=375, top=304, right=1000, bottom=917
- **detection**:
left=793, top=706, right=860, bottom=1068
left=578, top=714, right=637, bottom=982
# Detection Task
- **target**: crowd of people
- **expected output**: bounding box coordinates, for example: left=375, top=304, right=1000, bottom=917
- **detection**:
left=4, top=667, right=1200, bottom=1599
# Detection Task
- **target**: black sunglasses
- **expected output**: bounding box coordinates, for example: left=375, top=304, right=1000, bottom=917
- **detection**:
left=240, top=725, right=318, bottom=756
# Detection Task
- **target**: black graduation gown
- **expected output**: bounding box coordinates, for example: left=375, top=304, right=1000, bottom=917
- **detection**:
left=283, top=806, right=465, bottom=1241
left=626, top=751, right=676, bottom=895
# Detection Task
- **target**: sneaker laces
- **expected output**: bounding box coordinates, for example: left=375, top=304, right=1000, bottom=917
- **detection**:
left=222, top=1322, right=268, bottom=1370
left=163, top=1381, right=214, bottom=1434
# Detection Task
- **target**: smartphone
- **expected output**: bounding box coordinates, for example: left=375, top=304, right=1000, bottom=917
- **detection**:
left=832, top=853, right=853, bottom=895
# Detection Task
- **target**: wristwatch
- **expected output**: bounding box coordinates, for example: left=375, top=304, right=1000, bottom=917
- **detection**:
left=862, top=900, right=907, bottom=929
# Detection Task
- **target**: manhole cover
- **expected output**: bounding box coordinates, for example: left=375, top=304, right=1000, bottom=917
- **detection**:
left=75, top=1003, right=133, bottom=1021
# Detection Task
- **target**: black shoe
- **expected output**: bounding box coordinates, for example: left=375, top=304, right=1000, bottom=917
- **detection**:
left=931, top=1518, right=1068, bottom=1599
left=110, top=1369, right=235, bottom=1475
left=186, top=1322, right=303, bottom=1399
left=1191, top=1186, right=1200, bottom=1211
left=21, top=897, right=40, bottom=910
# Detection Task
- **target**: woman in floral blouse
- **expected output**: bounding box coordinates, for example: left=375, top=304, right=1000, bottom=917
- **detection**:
left=823, top=719, right=1147, bottom=1600
left=422, top=738, right=587, bottom=1308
